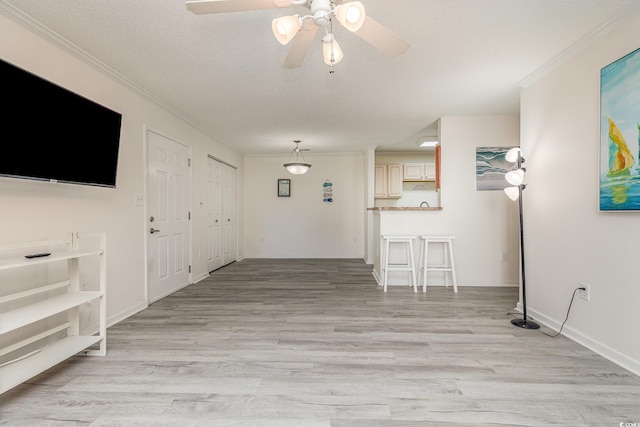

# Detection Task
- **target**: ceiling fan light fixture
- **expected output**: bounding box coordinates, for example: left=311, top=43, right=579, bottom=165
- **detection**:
left=322, top=33, right=344, bottom=65
left=335, top=1, right=366, bottom=32
left=272, top=15, right=301, bottom=45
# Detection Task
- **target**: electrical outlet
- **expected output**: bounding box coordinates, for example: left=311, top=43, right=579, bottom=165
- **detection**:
left=501, top=252, right=508, bottom=262
left=579, top=283, right=590, bottom=301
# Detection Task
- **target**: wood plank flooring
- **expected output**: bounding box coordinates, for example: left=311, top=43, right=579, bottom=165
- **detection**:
left=2, top=258, right=640, bottom=426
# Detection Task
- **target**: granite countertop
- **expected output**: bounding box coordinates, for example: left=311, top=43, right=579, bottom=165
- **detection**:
left=367, top=207, right=443, bottom=211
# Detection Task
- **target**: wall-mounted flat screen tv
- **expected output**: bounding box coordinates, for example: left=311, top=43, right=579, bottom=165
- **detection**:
left=0, top=59, right=122, bottom=188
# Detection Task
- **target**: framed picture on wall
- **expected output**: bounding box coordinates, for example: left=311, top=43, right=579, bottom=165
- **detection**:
left=599, top=47, right=640, bottom=211
left=278, top=179, right=290, bottom=197
left=475, top=146, right=518, bottom=191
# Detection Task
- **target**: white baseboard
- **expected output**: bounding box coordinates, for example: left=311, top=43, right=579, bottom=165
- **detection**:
left=192, top=272, right=209, bottom=284
left=107, top=301, right=148, bottom=328
left=520, top=306, right=640, bottom=377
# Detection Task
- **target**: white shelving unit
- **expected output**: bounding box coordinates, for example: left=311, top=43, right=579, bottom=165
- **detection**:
left=0, top=232, right=106, bottom=394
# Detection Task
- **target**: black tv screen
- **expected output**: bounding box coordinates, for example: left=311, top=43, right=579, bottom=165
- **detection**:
left=1, top=59, right=122, bottom=188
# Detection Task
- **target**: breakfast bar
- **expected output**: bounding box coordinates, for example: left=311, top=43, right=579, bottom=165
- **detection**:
left=368, top=207, right=454, bottom=289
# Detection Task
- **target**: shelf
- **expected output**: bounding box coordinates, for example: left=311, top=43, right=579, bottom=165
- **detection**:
left=0, top=335, right=102, bottom=394
left=0, top=232, right=106, bottom=394
left=0, top=249, right=103, bottom=271
left=0, top=292, right=102, bottom=334
left=0, top=280, right=70, bottom=305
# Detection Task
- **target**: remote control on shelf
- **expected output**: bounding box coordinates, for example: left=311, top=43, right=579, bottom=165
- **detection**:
left=24, top=252, right=51, bottom=259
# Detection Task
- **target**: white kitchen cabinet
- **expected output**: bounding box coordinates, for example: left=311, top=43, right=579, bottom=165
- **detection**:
left=0, top=232, right=106, bottom=394
left=403, top=163, right=436, bottom=181
left=375, top=164, right=402, bottom=198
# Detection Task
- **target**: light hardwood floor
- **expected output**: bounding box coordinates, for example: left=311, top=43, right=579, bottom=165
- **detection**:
left=2, top=258, right=640, bottom=426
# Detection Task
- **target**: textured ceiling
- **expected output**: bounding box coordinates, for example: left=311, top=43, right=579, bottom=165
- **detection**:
left=2, top=0, right=639, bottom=154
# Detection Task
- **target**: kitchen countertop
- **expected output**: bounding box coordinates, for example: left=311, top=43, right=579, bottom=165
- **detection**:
left=367, top=207, right=443, bottom=211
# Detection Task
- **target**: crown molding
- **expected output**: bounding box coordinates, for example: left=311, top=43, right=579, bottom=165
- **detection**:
left=0, top=2, right=233, bottom=150
left=518, top=2, right=640, bottom=88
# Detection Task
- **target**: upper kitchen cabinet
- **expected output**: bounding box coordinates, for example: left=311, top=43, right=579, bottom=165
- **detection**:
left=375, top=164, right=403, bottom=198
left=403, top=163, right=436, bottom=181
left=374, top=147, right=441, bottom=207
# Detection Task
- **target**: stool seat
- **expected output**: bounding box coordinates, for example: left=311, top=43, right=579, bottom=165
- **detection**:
left=418, top=235, right=458, bottom=293
left=380, top=235, right=417, bottom=293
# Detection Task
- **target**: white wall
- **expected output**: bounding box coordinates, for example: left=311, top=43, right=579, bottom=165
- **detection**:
left=521, top=13, right=640, bottom=374
left=440, top=116, right=521, bottom=286
left=0, top=12, right=243, bottom=325
left=367, top=115, right=521, bottom=287
left=244, top=153, right=364, bottom=258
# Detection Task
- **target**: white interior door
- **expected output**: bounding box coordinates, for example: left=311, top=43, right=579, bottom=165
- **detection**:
left=147, top=130, right=191, bottom=303
left=207, top=157, right=223, bottom=272
left=222, top=164, right=237, bottom=265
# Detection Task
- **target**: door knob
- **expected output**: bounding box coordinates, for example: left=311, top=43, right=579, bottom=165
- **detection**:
left=150, top=228, right=161, bottom=234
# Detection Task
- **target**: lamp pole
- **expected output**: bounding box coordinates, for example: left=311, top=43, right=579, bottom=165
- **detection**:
left=511, top=153, right=539, bottom=329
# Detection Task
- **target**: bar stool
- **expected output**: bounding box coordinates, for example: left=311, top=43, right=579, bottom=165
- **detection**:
left=418, top=235, right=458, bottom=293
left=380, top=235, right=417, bottom=293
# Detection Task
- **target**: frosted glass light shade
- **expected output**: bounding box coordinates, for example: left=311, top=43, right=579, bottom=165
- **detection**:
left=505, top=147, right=522, bottom=163
left=323, top=34, right=344, bottom=65
left=335, top=2, right=366, bottom=32
left=504, top=186, right=520, bottom=201
left=284, top=163, right=311, bottom=175
left=505, top=169, right=525, bottom=186
left=272, top=15, right=301, bottom=45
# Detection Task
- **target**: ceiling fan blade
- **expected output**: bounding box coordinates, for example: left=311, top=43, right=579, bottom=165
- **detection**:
left=353, top=16, right=410, bottom=58
left=283, top=23, right=319, bottom=69
left=186, top=0, right=289, bottom=15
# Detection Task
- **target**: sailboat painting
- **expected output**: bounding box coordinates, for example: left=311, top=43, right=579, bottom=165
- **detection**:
left=600, top=47, right=640, bottom=211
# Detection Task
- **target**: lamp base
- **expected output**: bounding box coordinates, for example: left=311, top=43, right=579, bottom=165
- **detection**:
left=511, top=318, right=540, bottom=329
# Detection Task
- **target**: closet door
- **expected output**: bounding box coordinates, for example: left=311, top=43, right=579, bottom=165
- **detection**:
left=222, top=164, right=237, bottom=265
left=207, top=157, right=224, bottom=272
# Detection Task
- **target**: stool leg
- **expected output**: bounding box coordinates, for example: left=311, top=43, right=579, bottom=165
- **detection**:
left=418, top=238, right=424, bottom=291
left=448, top=239, right=458, bottom=293
left=443, top=242, right=450, bottom=288
left=408, top=240, right=417, bottom=293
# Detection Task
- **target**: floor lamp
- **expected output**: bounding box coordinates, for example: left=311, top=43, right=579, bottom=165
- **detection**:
left=504, top=148, right=540, bottom=329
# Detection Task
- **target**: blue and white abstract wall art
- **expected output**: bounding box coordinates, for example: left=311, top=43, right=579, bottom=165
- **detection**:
left=476, top=146, right=518, bottom=191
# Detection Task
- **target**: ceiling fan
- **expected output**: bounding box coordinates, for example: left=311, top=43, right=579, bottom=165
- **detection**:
left=185, top=0, right=410, bottom=70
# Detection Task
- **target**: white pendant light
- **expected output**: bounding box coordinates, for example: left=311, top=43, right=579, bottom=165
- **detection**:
left=284, top=140, right=311, bottom=175
left=285, top=163, right=311, bottom=175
